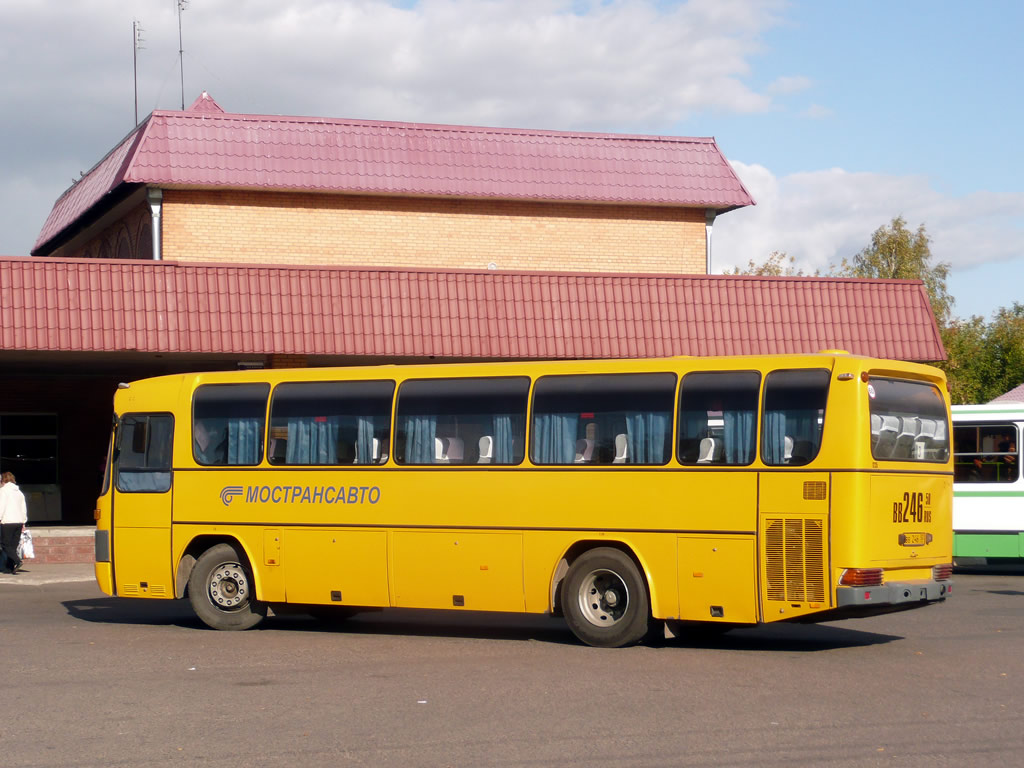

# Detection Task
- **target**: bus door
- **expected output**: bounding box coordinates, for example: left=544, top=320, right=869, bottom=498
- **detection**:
left=112, top=413, right=175, bottom=598
left=756, top=369, right=832, bottom=622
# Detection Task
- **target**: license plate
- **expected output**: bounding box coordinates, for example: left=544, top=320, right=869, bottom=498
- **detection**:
left=899, top=532, right=931, bottom=547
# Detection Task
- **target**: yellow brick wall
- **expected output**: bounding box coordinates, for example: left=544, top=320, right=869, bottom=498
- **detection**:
left=160, top=190, right=708, bottom=274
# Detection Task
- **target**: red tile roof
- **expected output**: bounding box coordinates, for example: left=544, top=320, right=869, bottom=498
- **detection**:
left=0, top=257, right=946, bottom=362
left=34, top=94, right=754, bottom=254
left=990, top=383, right=1024, bottom=403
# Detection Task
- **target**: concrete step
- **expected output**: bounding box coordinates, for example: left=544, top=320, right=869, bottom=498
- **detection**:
left=24, top=526, right=95, bottom=564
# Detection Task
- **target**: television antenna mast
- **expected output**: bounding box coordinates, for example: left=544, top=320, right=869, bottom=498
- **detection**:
left=133, top=19, right=145, bottom=125
left=177, top=0, right=188, bottom=110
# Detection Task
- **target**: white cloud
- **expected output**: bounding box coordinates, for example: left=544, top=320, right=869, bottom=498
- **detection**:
left=766, top=75, right=811, bottom=95
left=171, top=0, right=789, bottom=128
left=800, top=103, right=833, bottom=119
left=0, top=0, right=793, bottom=255
left=714, top=160, right=1024, bottom=315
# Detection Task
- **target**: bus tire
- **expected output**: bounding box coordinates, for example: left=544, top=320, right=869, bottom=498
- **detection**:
left=561, top=547, right=650, bottom=647
left=188, top=543, right=267, bottom=631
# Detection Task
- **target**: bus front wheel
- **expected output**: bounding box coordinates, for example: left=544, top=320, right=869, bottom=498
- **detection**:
left=188, top=543, right=267, bottom=631
left=561, top=547, right=650, bottom=647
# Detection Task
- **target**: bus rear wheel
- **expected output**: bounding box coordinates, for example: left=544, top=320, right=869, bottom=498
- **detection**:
left=188, top=543, right=267, bottom=631
left=562, top=547, right=650, bottom=647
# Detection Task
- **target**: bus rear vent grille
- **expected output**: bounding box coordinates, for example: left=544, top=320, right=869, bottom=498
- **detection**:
left=121, top=584, right=139, bottom=596
left=765, top=518, right=826, bottom=603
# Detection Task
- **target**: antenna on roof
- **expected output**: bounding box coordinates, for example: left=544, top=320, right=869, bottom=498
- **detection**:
left=132, top=19, right=145, bottom=125
left=177, top=0, right=188, bottom=110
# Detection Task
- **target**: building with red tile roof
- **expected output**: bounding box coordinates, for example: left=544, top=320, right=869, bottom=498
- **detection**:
left=33, top=93, right=753, bottom=277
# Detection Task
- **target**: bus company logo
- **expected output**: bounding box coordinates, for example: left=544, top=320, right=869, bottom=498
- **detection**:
left=220, top=486, right=245, bottom=506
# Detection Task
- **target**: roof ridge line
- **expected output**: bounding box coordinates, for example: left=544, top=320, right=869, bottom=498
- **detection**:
left=148, top=109, right=718, bottom=145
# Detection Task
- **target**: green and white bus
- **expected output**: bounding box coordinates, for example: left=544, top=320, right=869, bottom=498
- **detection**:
left=952, top=403, right=1024, bottom=563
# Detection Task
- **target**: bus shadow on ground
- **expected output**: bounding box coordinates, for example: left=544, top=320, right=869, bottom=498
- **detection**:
left=61, top=598, right=901, bottom=650
left=689, top=622, right=902, bottom=652
left=63, top=596, right=204, bottom=629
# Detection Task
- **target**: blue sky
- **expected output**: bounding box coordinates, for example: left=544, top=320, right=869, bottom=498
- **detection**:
left=0, top=0, right=1020, bottom=320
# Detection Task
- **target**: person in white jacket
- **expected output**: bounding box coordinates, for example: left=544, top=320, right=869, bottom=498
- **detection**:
left=0, top=471, right=28, bottom=574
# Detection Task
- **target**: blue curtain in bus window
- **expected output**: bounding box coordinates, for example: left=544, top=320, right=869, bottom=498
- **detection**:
left=679, top=411, right=707, bottom=441
left=403, top=415, right=436, bottom=464
left=724, top=409, right=755, bottom=464
left=228, top=418, right=262, bottom=465
left=286, top=417, right=340, bottom=465
left=625, top=412, right=669, bottom=463
left=533, top=413, right=577, bottom=464
left=786, top=410, right=820, bottom=459
left=355, top=416, right=376, bottom=464
left=763, top=411, right=786, bottom=464
left=493, top=414, right=524, bottom=464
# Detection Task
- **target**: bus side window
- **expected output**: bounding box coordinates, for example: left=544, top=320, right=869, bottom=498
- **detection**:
left=116, top=413, right=173, bottom=493
left=761, top=369, right=830, bottom=466
left=395, top=377, right=529, bottom=466
left=953, top=423, right=1020, bottom=483
left=268, top=380, right=395, bottom=466
left=531, top=373, right=676, bottom=465
left=193, top=383, right=270, bottom=466
left=677, top=371, right=760, bottom=466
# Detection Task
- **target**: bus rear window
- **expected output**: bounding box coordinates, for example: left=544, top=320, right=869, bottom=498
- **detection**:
left=868, top=378, right=949, bottom=462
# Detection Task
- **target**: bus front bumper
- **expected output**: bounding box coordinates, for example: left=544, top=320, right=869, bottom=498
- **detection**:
left=95, top=561, right=114, bottom=596
left=837, top=579, right=951, bottom=608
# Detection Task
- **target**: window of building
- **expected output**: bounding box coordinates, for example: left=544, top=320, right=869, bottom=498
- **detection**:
left=116, top=413, right=173, bottom=493
left=953, top=423, right=1019, bottom=483
left=677, top=372, right=760, bottom=466
left=531, top=373, right=676, bottom=465
left=268, top=380, right=395, bottom=466
left=193, top=383, right=270, bottom=466
left=761, top=369, right=830, bottom=466
left=0, top=413, right=58, bottom=485
left=395, top=377, right=529, bottom=465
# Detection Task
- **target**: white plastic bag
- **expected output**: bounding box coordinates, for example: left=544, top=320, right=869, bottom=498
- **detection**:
left=18, top=528, right=34, bottom=560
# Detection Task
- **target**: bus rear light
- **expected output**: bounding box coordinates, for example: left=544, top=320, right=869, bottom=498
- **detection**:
left=840, top=568, right=884, bottom=587
left=933, top=563, right=953, bottom=581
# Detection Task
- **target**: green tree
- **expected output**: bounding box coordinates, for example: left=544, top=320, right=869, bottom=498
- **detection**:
left=939, top=316, right=992, bottom=404
left=938, top=303, right=1024, bottom=404
left=982, top=302, right=1024, bottom=399
left=834, top=216, right=954, bottom=326
left=724, top=250, right=806, bottom=276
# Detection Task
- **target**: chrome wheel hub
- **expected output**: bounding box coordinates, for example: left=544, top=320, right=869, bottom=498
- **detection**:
left=209, top=562, right=249, bottom=609
left=577, top=568, right=629, bottom=627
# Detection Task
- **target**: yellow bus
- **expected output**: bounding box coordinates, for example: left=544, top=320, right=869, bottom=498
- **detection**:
left=94, top=352, right=953, bottom=647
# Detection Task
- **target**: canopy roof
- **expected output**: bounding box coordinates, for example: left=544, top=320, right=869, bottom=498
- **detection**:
left=1, top=257, right=946, bottom=362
